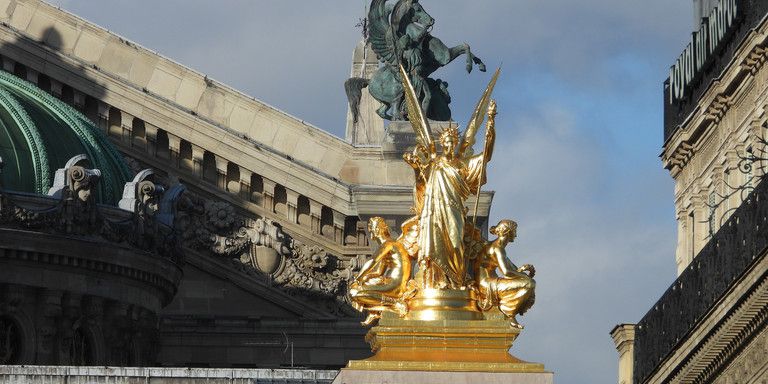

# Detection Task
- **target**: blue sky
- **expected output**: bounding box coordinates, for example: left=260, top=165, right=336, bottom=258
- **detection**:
left=55, top=1, right=692, bottom=382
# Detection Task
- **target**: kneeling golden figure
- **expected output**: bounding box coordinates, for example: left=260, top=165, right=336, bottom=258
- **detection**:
left=474, top=219, right=536, bottom=329
left=349, top=217, right=412, bottom=325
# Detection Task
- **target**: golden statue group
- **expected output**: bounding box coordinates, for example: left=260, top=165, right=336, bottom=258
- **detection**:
left=349, top=67, right=536, bottom=330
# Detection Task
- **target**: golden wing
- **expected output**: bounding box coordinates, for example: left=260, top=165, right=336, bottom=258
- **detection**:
left=459, top=68, right=500, bottom=158
left=398, top=64, right=433, bottom=151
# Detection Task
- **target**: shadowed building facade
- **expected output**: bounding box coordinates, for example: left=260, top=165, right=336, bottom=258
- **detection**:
left=0, top=0, right=495, bottom=374
left=612, top=1, right=768, bottom=383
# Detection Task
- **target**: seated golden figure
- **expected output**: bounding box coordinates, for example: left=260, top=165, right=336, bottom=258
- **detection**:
left=350, top=217, right=413, bottom=325
left=474, top=219, right=536, bottom=329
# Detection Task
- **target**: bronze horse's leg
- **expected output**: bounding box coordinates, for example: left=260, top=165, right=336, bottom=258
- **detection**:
left=447, top=43, right=487, bottom=73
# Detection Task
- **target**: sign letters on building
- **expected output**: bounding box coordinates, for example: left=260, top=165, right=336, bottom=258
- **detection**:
left=669, top=0, right=739, bottom=104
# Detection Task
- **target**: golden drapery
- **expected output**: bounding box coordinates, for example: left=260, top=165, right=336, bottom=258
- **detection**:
left=417, top=153, right=485, bottom=288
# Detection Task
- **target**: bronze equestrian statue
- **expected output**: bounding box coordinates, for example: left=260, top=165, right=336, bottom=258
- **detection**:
left=345, top=0, right=486, bottom=123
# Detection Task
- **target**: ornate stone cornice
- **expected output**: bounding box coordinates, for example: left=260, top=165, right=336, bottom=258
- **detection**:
left=662, top=24, right=768, bottom=175
left=664, top=262, right=767, bottom=383
left=703, top=95, right=733, bottom=124
left=712, top=327, right=768, bottom=383
left=611, top=324, right=636, bottom=356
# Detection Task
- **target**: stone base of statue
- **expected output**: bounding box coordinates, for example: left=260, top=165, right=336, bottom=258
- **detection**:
left=334, top=310, right=551, bottom=383
left=335, top=290, right=550, bottom=384
left=345, top=310, right=545, bottom=373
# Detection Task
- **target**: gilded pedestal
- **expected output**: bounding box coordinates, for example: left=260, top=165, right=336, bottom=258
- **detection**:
left=345, top=312, right=545, bottom=373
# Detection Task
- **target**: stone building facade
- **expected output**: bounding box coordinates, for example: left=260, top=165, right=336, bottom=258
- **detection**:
left=0, top=0, right=494, bottom=371
left=612, top=0, right=768, bottom=383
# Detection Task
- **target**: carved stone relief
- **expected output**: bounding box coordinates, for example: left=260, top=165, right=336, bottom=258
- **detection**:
left=712, top=328, right=768, bottom=384
left=161, top=184, right=360, bottom=315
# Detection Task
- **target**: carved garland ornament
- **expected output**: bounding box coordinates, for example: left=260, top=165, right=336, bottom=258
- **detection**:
left=169, top=190, right=356, bottom=306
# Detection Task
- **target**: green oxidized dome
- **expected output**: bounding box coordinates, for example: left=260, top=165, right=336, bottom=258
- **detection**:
left=0, top=70, right=130, bottom=204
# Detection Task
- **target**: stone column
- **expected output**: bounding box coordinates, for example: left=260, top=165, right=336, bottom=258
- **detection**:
left=104, top=302, right=131, bottom=366
left=239, top=168, right=253, bottom=201
left=285, top=190, right=299, bottom=224
left=120, top=112, right=135, bottom=144
left=58, top=294, right=82, bottom=365
left=213, top=156, right=228, bottom=190
left=166, top=133, right=182, bottom=168
left=83, top=296, right=105, bottom=365
left=356, top=220, right=368, bottom=246
left=49, top=78, right=63, bottom=98
left=674, top=205, right=689, bottom=276
left=2, top=57, right=15, bottom=72
left=144, top=123, right=159, bottom=157
left=1, top=284, right=29, bottom=363
left=35, top=290, right=62, bottom=364
left=725, top=148, right=740, bottom=211
left=72, top=89, right=85, bottom=111
left=25, top=68, right=38, bottom=84
left=711, top=166, right=724, bottom=232
left=332, top=210, right=346, bottom=245
left=262, top=178, right=277, bottom=213
left=689, top=192, right=708, bottom=260
left=96, top=102, right=110, bottom=132
left=309, top=200, right=323, bottom=235
left=610, top=324, right=636, bottom=384
left=190, top=144, right=205, bottom=178
left=132, top=309, right=158, bottom=365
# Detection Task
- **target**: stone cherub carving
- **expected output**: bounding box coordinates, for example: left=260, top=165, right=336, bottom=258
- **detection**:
left=473, top=220, right=536, bottom=329
left=349, top=217, right=413, bottom=325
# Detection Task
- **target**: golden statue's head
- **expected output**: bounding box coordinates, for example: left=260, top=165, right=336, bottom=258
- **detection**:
left=490, top=219, right=518, bottom=240
left=438, top=126, right=459, bottom=155
left=368, top=216, right=391, bottom=240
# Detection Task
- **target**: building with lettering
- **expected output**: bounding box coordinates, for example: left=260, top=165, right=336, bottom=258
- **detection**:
left=0, top=0, right=494, bottom=378
left=611, top=0, right=768, bottom=383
